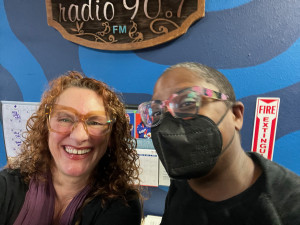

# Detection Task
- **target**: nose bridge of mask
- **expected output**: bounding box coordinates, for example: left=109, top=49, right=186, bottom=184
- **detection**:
left=163, top=106, right=230, bottom=148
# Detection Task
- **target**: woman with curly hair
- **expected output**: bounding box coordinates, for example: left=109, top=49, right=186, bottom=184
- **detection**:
left=0, top=71, right=142, bottom=225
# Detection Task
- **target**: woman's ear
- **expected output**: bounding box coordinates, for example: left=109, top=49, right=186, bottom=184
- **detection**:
left=232, top=101, right=244, bottom=131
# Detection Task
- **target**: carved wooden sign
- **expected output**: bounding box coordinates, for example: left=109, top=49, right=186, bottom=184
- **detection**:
left=45, top=0, right=205, bottom=51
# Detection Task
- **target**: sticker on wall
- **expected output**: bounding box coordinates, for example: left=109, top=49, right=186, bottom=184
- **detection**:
left=251, top=98, right=280, bottom=160
left=45, top=0, right=205, bottom=51
left=135, top=113, right=151, bottom=139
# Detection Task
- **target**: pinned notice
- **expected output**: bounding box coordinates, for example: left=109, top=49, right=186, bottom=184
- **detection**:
left=1, top=101, right=39, bottom=158
left=251, top=98, right=280, bottom=160
left=136, top=149, right=159, bottom=187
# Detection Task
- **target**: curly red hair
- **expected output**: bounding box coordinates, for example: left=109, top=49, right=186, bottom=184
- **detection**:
left=8, top=71, right=141, bottom=205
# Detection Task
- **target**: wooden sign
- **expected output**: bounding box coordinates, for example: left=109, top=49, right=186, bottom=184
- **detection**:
left=45, top=0, right=205, bottom=51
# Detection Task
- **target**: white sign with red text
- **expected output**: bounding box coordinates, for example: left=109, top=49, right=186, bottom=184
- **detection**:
left=251, top=98, right=280, bottom=160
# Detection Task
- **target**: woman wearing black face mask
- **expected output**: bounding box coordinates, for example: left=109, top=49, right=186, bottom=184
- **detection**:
left=138, top=62, right=300, bottom=225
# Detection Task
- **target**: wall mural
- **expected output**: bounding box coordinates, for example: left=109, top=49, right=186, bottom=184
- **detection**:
left=0, top=0, right=300, bottom=215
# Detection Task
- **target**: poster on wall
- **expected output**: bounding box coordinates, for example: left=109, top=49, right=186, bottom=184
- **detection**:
left=1, top=101, right=39, bottom=159
left=136, top=148, right=159, bottom=186
left=251, top=98, right=280, bottom=160
left=135, top=113, right=151, bottom=139
left=45, top=0, right=205, bottom=50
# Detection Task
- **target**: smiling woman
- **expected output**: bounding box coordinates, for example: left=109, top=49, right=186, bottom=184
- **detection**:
left=0, top=71, right=142, bottom=225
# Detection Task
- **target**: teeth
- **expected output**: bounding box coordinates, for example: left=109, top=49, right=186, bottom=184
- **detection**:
left=65, top=146, right=91, bottom=155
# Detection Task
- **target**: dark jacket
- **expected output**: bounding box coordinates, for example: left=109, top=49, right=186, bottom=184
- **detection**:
left=0, top=169, right=141, bottom=225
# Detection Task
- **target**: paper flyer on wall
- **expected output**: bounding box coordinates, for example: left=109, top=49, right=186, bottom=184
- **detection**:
left=158, top=161, right=170, bottom=186
left=1, top=101, right=39, bottom=158
left=136, top=148, right=159, bottom=187
left=143, top=215, right=162, bottom=225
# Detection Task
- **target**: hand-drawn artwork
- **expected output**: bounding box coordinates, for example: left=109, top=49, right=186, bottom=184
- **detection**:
left=1, top=101, right=39, bottom=158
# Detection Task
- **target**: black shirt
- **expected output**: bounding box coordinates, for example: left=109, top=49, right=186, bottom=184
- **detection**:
left=0, top=169, right=141, bottom=225
left=160, top=153, right=300, bottom=225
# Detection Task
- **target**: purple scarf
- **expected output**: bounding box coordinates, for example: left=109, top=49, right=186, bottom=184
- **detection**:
left=13, top=176, right=90, bottom=225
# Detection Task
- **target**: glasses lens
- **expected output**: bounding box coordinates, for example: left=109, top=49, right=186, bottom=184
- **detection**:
left=49, top=110, right=75, bottom=134
left=139, top=101, right=163, bottom=127
left=86, top=116, right=112, bottom=136
left=170, top=89, right=200, bottom=118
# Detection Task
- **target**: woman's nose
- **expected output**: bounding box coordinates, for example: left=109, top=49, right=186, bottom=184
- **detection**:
left=69, top=121, right=89, bottom=141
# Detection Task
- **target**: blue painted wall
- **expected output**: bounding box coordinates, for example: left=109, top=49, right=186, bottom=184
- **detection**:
left=1, top=0, right=299, bottom=216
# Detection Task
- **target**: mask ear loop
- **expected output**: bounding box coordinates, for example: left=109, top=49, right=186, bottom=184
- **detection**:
left=222, top=129, right=236, bottom=153
left=216, top=102, right=236, bottom=153
left=216, top=102, right=233, bottom=126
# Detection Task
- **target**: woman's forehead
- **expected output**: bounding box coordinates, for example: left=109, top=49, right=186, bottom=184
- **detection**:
left=55, top=87, right=105, bottom=114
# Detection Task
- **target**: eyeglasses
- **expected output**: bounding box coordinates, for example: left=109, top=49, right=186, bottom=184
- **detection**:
left=138, top=86, right=229, bottom=127
left=45, top=104, right=115, bottom=137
